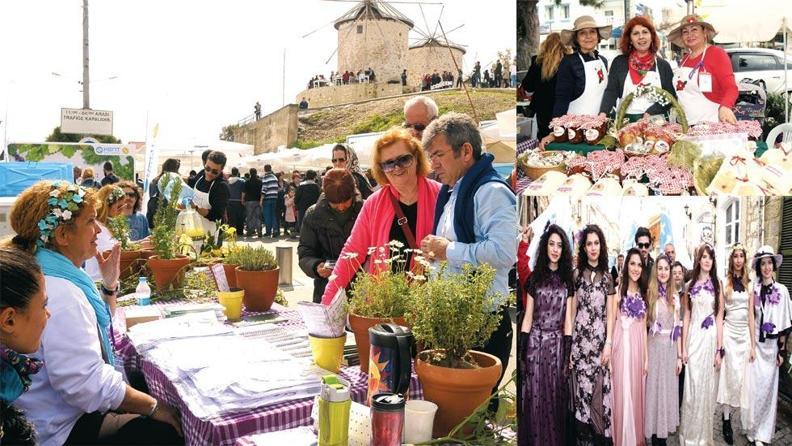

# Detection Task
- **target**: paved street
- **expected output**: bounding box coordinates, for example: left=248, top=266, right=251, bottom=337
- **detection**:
left=665, top=400, right=792, bottom=445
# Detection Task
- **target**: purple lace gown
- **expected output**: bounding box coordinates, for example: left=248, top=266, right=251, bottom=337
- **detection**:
left=519, top=270, right=572, bottom=446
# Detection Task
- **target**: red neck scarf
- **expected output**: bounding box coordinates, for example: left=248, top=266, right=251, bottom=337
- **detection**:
left=628, top=51, right=655, bottom=85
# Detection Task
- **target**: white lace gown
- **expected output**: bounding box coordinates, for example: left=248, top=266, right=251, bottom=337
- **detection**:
left=680, top=281, right=717, bottom=446
left=717, top=282, right=751, bottom=432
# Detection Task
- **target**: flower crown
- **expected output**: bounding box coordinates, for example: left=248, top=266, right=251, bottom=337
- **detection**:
left=731, top=243, right=746, bottom=253
left=106, top=187, right=125, bottom=207
left=37, top=182, right=87, bottom=246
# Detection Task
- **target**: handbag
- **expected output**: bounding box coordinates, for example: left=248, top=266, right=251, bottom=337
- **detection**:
left=386, top=189, right=417, bottom=250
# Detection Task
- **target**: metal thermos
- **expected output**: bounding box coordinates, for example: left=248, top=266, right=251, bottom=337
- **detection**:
left=370, top=392, right=405, bottom=446
left=318, top=375, right=351, bottom=446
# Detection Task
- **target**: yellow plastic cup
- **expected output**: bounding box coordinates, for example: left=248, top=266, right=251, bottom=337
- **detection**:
left=217, top=288, right=245, bottom=321
left=309, top=334, right=347, bottom=373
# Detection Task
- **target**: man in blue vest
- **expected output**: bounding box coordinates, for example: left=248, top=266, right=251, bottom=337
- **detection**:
left=420, top=112, right=518, bottom=410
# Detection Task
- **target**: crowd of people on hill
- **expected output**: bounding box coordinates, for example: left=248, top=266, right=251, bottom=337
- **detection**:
left=308, top=68, right=377, bottom=89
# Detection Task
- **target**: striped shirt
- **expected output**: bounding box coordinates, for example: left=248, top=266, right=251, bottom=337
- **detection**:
left=261, top=173, right=279, bottom=200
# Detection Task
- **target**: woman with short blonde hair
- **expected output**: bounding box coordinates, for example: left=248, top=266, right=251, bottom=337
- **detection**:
left=320, top=127, right=440, bottom=305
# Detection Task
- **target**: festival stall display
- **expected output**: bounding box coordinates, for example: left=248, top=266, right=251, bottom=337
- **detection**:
left=521, top=86, right=786, bottom=196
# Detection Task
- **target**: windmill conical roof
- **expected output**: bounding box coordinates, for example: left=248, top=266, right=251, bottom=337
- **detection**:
left=334, top=0, right=414, bottom=30
left=409, top=36, right=466, bottom=54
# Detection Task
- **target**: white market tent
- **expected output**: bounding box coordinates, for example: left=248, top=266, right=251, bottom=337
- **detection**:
left=136, top=139, right=254, bottom=178
left=702, top=0, right=792, bottom=120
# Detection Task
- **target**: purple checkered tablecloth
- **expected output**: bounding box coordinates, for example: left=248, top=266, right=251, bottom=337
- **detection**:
left=515, top=138, right=538, bottom=196
left=115, top=302, right=423, bottom=446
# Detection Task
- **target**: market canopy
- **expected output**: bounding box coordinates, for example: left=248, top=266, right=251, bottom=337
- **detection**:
left=702, top=0, right=792, bottom=43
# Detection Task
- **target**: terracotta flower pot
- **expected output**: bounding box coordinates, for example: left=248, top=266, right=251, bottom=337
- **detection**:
left=147, top=255, right=191, bottom=292
left=222, top=263, right=238, bottom=288
left=348, top=312, right=408, bottom=374
left=235, top=267, right=279, bottom=312
left=119, top=250, right=141, bottom=280
left=415, top=350, right=502, bottom=438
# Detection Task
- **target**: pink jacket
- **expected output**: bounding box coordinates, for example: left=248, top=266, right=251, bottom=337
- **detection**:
left=321, top=176, right=441, bottom=305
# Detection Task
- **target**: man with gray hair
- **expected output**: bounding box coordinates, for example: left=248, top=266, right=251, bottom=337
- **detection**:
left=420, top=112, right=517, bottom=407
left=403, top=95, right=439, bottom=140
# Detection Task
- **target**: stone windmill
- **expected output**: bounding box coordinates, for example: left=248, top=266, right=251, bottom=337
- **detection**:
left=333, top=0, right=415, bottom=84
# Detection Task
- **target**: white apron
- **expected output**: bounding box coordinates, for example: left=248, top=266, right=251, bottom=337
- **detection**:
left=623, top=58, right=662, bottom=115
left=193, top=176, right=219, bottom=237
left=568, top=53, right=608, bottom=116
left=673, top=46, right=720, bottom=125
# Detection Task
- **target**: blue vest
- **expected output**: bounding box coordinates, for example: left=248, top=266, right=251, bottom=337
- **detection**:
left=432, top=153, right=511, bottom=244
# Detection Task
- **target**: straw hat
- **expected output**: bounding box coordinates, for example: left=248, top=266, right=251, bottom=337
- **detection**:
left=752, top=245, right=783, bottom=270
left=561, top=15, right=613, bottom=46
left=668, top=15, right=717, bottom=48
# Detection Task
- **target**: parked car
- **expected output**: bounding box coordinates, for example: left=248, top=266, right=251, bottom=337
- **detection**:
left=726, top=47, right=792, bottom=95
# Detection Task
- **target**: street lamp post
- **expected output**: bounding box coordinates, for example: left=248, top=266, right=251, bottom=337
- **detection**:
left=82, top=0, right=90, bottom=109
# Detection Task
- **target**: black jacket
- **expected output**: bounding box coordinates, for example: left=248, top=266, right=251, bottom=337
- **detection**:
left=295, top=180, right=321, bottom=213
left=553, top=50, right=609, bottom=117
left=522, top=55, right=559, bottom=140
left=298, top=196, right=364, bottom=302
left=599, top=54, right=676, bottom=116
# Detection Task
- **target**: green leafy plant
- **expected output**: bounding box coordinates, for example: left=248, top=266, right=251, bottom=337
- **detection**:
left=227, top=245, right=277, bottom=271
left=150, top=175, right=183, bottom=259
left=106, top=215, right=140, bottom=251
left=274, top=289, right=289, bottom=307
left=182, top=267, right=219, bottom=300
left=407, top=263, right=502, bottom=369
left=347, top=241, right=422, bottom=318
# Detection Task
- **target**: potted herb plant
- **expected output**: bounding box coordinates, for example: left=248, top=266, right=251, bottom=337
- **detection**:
left=346, top=241, right=419, bottom=373
left=106, top=215, right=143, bottom=280
left=232, top=245, right=279, bottom=311
left=147, top=176, right=191, bottom=291
left=406, top=263, right=504, bottom=438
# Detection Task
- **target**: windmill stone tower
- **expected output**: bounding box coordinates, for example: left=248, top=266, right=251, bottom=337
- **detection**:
left=407, top=37, right=466, bottom=87
left=334, top=0, right=413, bottom=84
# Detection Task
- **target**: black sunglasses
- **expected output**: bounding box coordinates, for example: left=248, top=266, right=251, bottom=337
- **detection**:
left=204, top=165, right=222, bottom=175
left=124, top=192, right=137, bottom=197
left=380, top=153, right=414, bottom=172
left=403, top=122, right=427, bottom=132
left=332, top=158, right=347, bottom=163
left=637, top=242, right=651, bottom=249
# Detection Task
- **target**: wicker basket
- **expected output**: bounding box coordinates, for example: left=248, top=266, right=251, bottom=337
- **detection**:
left=520, top=152, right=568, bottom=180
left=614, top=86, right=689, bottom=133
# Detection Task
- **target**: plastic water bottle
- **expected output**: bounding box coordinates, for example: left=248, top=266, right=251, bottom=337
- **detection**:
left=135, top=277, right=151, bottom=306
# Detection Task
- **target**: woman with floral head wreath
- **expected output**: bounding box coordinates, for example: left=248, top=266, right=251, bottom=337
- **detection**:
left=716, top=244, right=756, bottom=444
left=1, top=247, right=50, bottom=445
left=7, top=181, right=182, bottom=445
left=331, top=143, right=374, bottom=199
left=83, top=185, right=127, bottom=312
left=680, top=243, right=724, bottom=445
left=744, top=246, right=790, bottom=446
left=610, top=248, right=648, bottom=446
left=644, top=254, right=681, bottom=446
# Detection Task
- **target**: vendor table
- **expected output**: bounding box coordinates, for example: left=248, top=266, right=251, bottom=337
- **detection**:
left=113, top=303, right=423, bottom=446
left=546, top=141, right=769, bottom=157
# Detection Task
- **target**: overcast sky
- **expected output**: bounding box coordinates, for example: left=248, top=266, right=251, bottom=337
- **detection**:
left=0, top=0, right=515, bottom=145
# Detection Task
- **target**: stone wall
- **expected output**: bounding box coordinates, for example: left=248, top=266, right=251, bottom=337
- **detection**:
left=296, top=82, right=404, bottom=108
left=763, top=196, right=782, bottom=251
left=337, top=18, right=410, bottom=84
left=232, top=104, right=298, bottom=155
left=407, top=45, right=465, bottom=88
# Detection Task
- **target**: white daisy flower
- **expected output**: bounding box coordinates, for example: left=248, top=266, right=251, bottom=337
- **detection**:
left=389, top=240, right=404, bottom=249
left=367, top=247, right=376, bottom=255
left=49, top=190, right=61, bottom=198
left=61, top=210, right=72, bottom=220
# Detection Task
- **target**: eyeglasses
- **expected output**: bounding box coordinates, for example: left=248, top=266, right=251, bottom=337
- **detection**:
left=204, top=165, right=222, bottom=175
left=403, top=122, right=428, bottom=132
left=637, top=242, right=651, bottom=249
left=380, top=153, right=415, bottom=172
left=332, top=158, right=347, bottom=164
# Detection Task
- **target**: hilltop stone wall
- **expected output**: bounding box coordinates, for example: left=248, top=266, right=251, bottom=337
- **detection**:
left=296, top=82, right=404, bottom=108
left=232, top=104, right=298, bottom=154
left=407, top=45, right=465, bottom=88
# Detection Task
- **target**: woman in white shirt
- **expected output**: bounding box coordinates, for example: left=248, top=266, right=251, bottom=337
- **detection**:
left=9, top=181, right=182, bottom=446
left=84, top=185, right=127, bottom=313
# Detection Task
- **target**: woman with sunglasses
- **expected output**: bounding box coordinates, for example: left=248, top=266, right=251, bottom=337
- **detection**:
left=331, top=144, right=373, bottom=199
left=320, top=127, right=440, bottom=305
left=680, top=244, right=724, bottom=445
left=117, top=181, right=149, bottom=241
left=84, top=185, right=128, bottom=313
